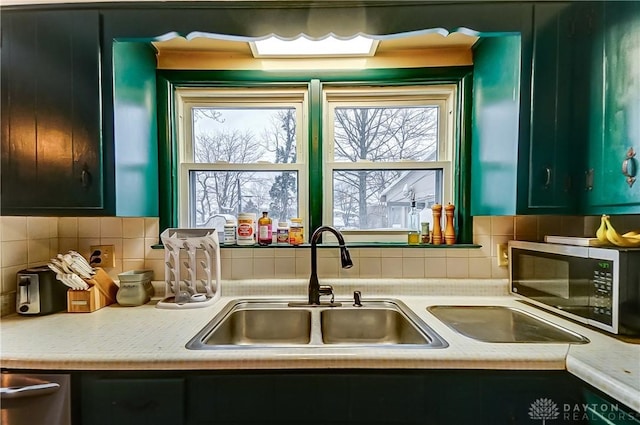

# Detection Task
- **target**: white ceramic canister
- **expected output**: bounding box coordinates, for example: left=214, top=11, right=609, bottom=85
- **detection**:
left=236, top=213, right=256, bottom=245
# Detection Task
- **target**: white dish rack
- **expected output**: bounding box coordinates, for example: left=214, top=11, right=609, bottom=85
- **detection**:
left=156, top=228, right=221, bottom=309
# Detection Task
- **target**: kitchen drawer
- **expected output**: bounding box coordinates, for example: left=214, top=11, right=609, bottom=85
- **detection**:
left=80, top=376, right=185, bottom=425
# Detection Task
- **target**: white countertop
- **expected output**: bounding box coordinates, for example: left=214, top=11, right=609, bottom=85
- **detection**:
left=1, top=279, right=639, bottom=413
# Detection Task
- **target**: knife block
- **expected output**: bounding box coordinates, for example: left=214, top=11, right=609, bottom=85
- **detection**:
left=67, top=268, right=118, bottom=313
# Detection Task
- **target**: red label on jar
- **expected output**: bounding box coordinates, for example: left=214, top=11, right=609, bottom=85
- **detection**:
left=238, top=223, right=254, bottom=237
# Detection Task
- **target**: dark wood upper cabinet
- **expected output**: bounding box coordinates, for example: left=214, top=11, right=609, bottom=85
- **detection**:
left=1, top=10, right=103, bottom=215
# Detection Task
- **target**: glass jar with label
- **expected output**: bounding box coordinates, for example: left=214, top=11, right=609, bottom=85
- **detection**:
left=224, top=219, right=237, bottom=245
left=258, top=211, right=273, bottom=246
left=289, top=218, right=304, bottom=246
left=276, top=221, right=290, bottom=245
left=237, top=213, right=256, bottom=245
left=421, top=222, right=430, bottom=244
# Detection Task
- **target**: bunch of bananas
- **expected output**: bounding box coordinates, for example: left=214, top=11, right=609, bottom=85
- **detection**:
left=596, top=215, right=640, bottom=247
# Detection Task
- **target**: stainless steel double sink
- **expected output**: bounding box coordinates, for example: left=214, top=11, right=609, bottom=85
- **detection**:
left=186, top=299, right=449, bottom=349
left=187, top=299, right=590, bottom=350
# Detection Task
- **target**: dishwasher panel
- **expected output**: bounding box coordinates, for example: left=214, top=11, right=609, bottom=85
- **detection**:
left=1, top=373, right=71, bottom=425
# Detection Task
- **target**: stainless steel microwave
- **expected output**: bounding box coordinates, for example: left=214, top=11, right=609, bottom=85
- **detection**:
left=509, top=241, right=640, bottom=335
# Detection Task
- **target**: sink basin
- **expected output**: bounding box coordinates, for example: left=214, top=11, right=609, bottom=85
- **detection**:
left=427, top=305, right=589, bottom=344
left=187, top=299, right=448, bottom=349
left=321, top=308, right=429, bottom=344
left=203, top=307, right=312, bottom=345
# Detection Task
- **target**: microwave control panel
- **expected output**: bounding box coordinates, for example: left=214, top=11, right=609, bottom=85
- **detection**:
left=591, top=261, right=613, bottom=324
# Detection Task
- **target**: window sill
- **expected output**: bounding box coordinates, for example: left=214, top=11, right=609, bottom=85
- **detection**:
left=152, top=243, right=481, bottom=249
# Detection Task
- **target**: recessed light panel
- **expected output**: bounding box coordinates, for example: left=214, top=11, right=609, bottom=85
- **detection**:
left=251, top=35, right=378, bottom=58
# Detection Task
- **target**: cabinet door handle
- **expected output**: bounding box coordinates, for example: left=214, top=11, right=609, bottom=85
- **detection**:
left=585, top=169, right=594, bottom=191
left=621, top=147, right=636, bottom=188
left=544, top=167, right=552, bottom=188
left=81, top=167, right=92, bottom=189
left=0, top=382, right=60, bottom=399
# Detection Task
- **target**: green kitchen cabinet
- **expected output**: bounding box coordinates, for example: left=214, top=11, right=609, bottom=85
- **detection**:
left=79, top=375, right=185, bottom=425
left=528, top=2, right=577, bottom=212
left=471, top=3, right=591, bottom=216
left=581, top=2, right=640, bottom=215
left=581, top=387, right=640, bottom=424
left=0, top=10, right=104, bottom=215
left=76, top=370, right=601, bottom=425
left=112, top=41, right=159, bottom=217
left=470, top=34, right=526, bottom=216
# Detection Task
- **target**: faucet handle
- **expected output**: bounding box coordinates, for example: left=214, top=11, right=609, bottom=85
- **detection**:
left=353, top=291, right=362, bottom=307
left=319, top=285, right=335, bottom=304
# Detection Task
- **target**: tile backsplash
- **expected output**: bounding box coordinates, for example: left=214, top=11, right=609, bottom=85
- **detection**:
left=2, top=214, right=638, bottom=316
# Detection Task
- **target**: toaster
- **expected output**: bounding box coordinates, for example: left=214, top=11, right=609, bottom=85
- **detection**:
left=16, top=266, right=68, bottom=315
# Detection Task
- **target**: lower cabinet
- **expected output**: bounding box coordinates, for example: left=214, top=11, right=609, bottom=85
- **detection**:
left=76, top=370, right=638, bottom=425
left=79, top=375, right=185, bottom=425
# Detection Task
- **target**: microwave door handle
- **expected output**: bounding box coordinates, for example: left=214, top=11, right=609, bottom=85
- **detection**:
left=0, top=382, right=60, bottom=400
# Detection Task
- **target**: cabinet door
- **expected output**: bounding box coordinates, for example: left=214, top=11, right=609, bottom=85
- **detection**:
left=81, top=376, right=185, bottom=425
left=470, top=35, right=523, bottom=216
left=582, top=2, right=640, bottom=214
left=0, top=11, right=102, bottom=215
left=581, top=386, right=640, bottom=424
left=529, top=3, right=576, bottom=211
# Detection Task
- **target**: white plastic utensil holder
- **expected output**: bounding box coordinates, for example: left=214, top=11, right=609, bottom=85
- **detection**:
left=157, top=228, right=221, bottom=309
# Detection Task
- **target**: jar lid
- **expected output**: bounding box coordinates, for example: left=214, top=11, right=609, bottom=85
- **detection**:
left=278, top=221, right=288, bottom=227
left=291, top=217, right=302, bottom=222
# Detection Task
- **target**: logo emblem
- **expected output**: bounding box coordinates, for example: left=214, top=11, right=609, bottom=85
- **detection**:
left=529, top=398, right=559, bottom=424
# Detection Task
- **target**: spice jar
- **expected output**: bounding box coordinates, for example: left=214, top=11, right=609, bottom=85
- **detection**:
left=421, top=222, right=430, bottom=244
left=289, top=218, right=304, bottom=245
left=276, top=221, right=290, bottom=245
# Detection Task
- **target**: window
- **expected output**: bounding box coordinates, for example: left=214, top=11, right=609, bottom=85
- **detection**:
left=323, top=86, right=456, bottom=236
left=172, top=77, right=462, bottom=243
left=176, top=88, right=308, bottom=228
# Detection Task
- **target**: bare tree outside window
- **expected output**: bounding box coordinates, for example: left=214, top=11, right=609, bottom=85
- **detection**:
left=262, top=110, right=298, bottom=222
left=190, top=108, right=299, bottom=226
left=332, top=106, right=439, bottom=229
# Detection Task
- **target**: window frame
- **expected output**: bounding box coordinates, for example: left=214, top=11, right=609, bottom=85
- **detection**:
left=322, top=85, right=457, bottom=233
left=156, top=67, right=474, bottom=243
left=175, top=87, right=309, bottom=228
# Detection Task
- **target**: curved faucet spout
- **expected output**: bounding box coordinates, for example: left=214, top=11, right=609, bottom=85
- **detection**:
left=308, top=226, right=352, bottom=305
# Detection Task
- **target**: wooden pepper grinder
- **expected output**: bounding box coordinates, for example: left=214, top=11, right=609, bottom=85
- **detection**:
left=431, top=203, right=443, bottom=245
left=444, top=203, right=456, bottom=245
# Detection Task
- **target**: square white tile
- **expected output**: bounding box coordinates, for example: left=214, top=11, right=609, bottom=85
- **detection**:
left=2, top=240, right=27, bottom=268
left=446, top=258, right=469, bottom=278
left=123, top=238, right=145, bottom=260
left=101, top=217, right=123, bottom=238
left=402, top=257, right=425, bottom=278
left=27, top=217, right=51, bottom=240
left=78, top=217, right=101, bottom=238
left=1, top=217, right=27, bottom=242
left=123, top=218, right=145, bottom=238
left=425, top=258, right=447, bottom=278
left=58, top=217, right=78, bottom=238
